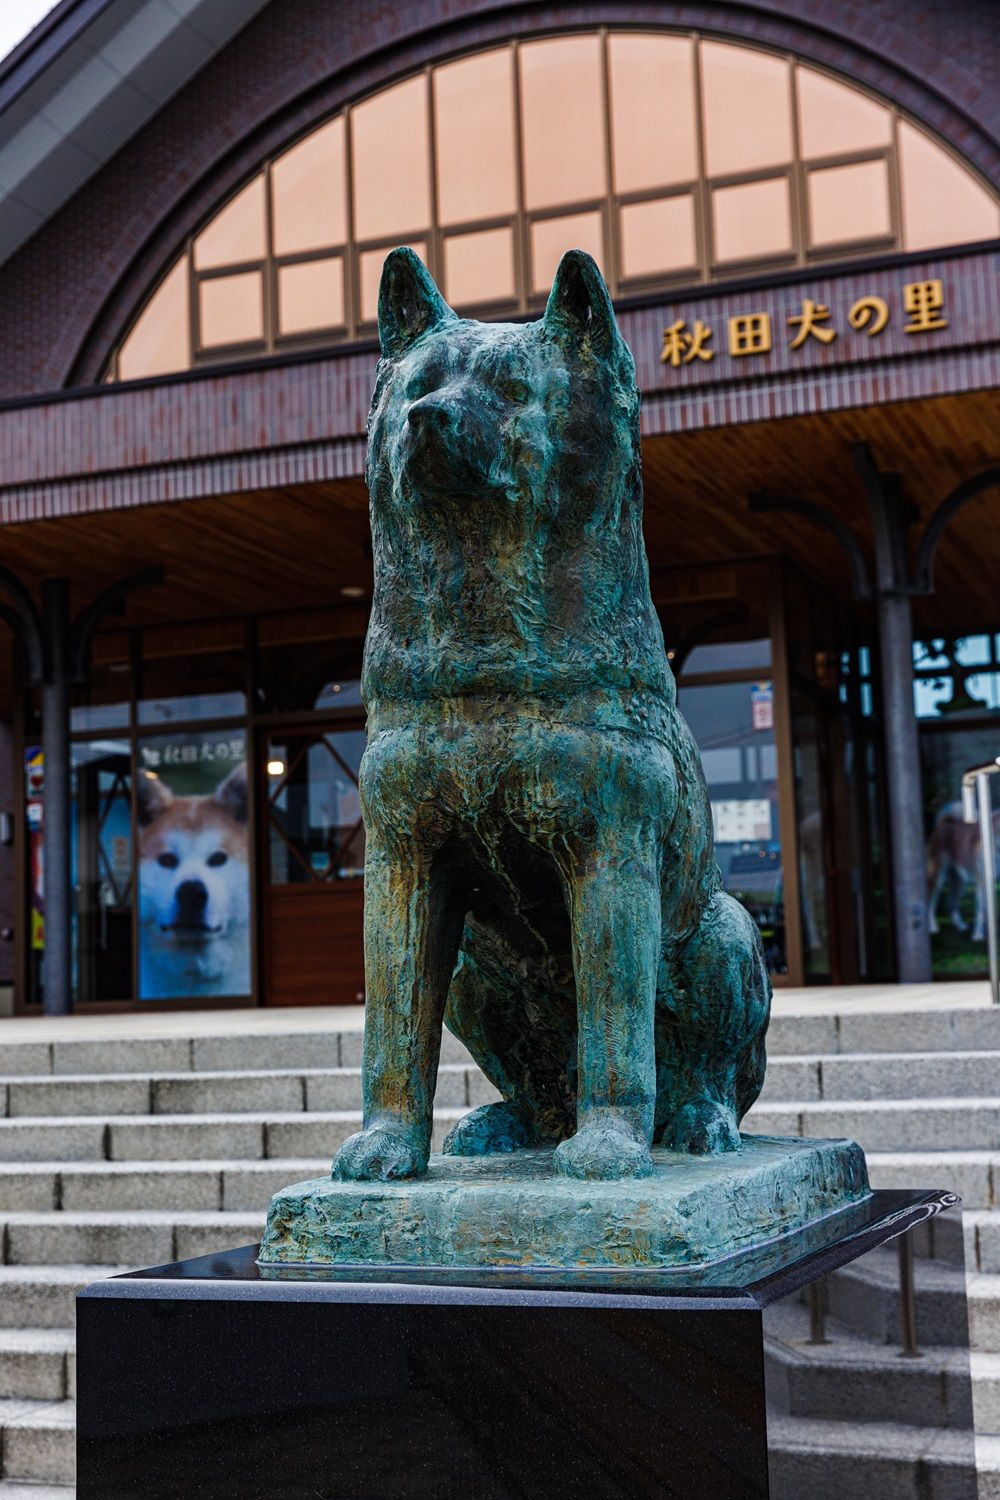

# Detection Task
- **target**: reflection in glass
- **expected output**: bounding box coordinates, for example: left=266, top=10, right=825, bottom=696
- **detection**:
left=620, top=196, right=696, bottom=280
left=899, top=121, right=1000, bottom=251
left=922, top=725, right=1000, bottom=978
left=71, top=659, right=131, bottom=734
left=608, top=33, right=697, bottom=193
left=796, top=67, right=891, bottom=158
left=193, top=175, right=266, bottom=269
left=118, top=258, right=189, bottom=381
left=793, top=703, right=831, bottom=979
left=679, top=680, right=785, bottom=973
left=683, top=639, right=773, bottom=674
left=520, top=35, right=605, bottom=210
left=267, top=730, right=366, bottom=884
left=701, top=42, right=792, bottom=177
left=271, top=116, right=346, bottom=255
left=808, top=159, right=891, bottom=246
left=444, top=227, right=515, bottom=305
left=531, top=212, right=603, bottom=293
left=139, top=651, right=246, bottom=725
left=278, top=258, right=344, bottom=335
left=434, top=48, right=516, bottom=224
left=72, top=740, right=133, bottom=1002
left=712, top=177, right=792, bottom=262
left=352, top=76, right=429, bottom=240
left=360, top=243, right=428, bottom=324
left=199, top=272, right=264, bottom=348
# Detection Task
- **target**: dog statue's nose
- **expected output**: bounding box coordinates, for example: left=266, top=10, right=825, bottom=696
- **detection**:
left=407, top=398, right=453, bottom=434
left=176, top=880, right=208, bottom=919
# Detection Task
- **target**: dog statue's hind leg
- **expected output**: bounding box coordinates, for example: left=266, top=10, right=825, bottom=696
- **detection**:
left=657, top=891, right=770, bottom=1154
left=333, top=827, right=465, bottom=1182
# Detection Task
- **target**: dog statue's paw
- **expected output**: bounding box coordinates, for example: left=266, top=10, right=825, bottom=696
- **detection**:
left=332, top=1125, right=427, bottom=1182
left=443, top=1102, right=532, bottom=1157
left=662, top=1099, right=741, bottom=1155
left=553, top=1121, right=654, bottom=1181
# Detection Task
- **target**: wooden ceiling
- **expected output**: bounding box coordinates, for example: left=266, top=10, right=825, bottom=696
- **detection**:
left=0, top=388, right=992, bottom=677
left=641, top=388, right=1000, bottom=636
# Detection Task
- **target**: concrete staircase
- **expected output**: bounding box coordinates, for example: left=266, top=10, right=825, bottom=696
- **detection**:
left=0, top=1001, right=998, bottom=1495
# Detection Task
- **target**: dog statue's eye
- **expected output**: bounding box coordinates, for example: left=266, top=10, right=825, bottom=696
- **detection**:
left=501, top=379, right=530, bottom=404
left=207, top=851, right=229, bottom=868
left=157, top=852, right=180, bottom=870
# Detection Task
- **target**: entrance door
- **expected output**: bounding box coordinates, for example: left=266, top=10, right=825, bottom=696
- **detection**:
left=261, top=725, right=366, bottom=1005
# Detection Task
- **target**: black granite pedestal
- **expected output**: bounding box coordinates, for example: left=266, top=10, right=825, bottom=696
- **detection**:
left=76, top=1188, right=954, bottom=1500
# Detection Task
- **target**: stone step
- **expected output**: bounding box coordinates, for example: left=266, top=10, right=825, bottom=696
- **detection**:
left=865, top=1148, right=998, bottom=1210
left=0, top=1332, right=73, bottom=1403
left=0, top=1210, right=264, bottom=1267
left=0, top=1106, right=467, bottom=1164
left=822, top=1245, right=1000, bottom=1351
left=974, top=1351, right=1000, bottom=1435
left=766, top=1412, right=983, bottom=1500
left=0, top=1063, right=497, bottom=1119
left=0, top=1484, right=76, bottom=1498
left=764, top=1298, right=975, bottom=1429
left=0, top=1400, right=75, bottom=1485
left=0, top=1269, right=121, bottom=1329
left=0, top=1157, right=329, bottom=1213
left=0, top=1027, right=473, bottom=1077
left=759, top=1050, right=1000, bottom=1104
left=766, top=1006, right=1000, bottom=1057
left=746, top=1096, right=1000, bottom=1152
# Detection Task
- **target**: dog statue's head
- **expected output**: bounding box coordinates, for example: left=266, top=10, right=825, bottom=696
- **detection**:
left=363, top=249, right=669, bottom=711
left=137, top=762, right=250, bottom=947
left=367, top=247, right=639, bottom=515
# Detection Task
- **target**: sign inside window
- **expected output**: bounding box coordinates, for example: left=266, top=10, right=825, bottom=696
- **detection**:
left=136, top=729, right=251, bottom=1000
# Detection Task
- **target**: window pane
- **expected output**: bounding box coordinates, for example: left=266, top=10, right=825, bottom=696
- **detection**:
left=444, top=227, right=515, bottom=305
left=701, top=42, right=792, bottom=177
left=520, top=35, right=606, bottom=210
left=139, top=649, right=247, bottom=725
left=359, top=242, right=428, bottom=324
left=118, top=257, right=190, bottom=380
left=272, top=116, right=346, bottom=255
left=352, top=75, right=429, bottom=240
left=434, top=48, right=516, bottom=224
left=198, top=271, right=264, bottom=347
left=608, top=34, right=697, bottom=193
left=193, top=175, right=266, bottom=269
left=712, top=177, right=792, bottom=262
left=796, top=66, right=891, bottom=158
left=808, top=159, right=890, bottom=246
left=899, top=120, right=1000, bottom=251
left=530, top=211, right=603, bottom=294
left=620, top=195, right=696, bottom=279
left=267, top=730, right=366, bottom=884
left=278, top=258, right=344, bottom=335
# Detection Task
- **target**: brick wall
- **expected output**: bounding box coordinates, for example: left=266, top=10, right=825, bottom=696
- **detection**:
left=0, top=0, right=995, bottom=401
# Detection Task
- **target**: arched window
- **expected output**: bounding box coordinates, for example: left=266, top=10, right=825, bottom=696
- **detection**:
left=108, top=30, right=1000, bottom=382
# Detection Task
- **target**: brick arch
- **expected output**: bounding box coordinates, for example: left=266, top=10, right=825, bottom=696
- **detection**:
left=3, top=0, right=995, bottom=397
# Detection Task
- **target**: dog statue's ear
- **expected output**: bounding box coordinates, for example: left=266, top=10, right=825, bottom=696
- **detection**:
left=136, top=771, right=173, bottom=826
left=378, top=247, right=456, bottom=360
left=543, top=250, right=620, bottom=357
left=213, top=761, right=248, bottom=825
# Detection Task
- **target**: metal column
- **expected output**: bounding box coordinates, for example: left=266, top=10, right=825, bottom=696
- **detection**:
left=40, top=580, right=72, bottom=1015
left=856, top=457, right=932, bottom=983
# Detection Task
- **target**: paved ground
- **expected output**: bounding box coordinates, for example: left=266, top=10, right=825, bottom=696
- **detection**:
left=0, top=979, right=992, bottom=1045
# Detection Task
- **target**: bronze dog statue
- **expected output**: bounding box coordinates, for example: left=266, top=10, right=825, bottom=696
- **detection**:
left=334, top=248, right=771, bottom=1183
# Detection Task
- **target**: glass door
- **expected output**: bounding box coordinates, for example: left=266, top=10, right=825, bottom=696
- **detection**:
left=261, top=724, right=366, bottom=1004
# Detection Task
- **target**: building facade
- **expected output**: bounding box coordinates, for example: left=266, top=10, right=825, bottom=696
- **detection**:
left=0, top=0, right=997, bottom=1013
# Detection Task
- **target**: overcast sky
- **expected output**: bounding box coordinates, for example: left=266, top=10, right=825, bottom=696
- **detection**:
left=0, top=1, right=62, bottom=65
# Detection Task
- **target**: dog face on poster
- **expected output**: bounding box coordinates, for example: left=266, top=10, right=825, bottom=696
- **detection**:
left=137, top=762, right=251, bottom=999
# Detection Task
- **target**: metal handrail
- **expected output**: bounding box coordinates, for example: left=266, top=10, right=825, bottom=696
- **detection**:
left=961, top=757, right=1000, bottom=1006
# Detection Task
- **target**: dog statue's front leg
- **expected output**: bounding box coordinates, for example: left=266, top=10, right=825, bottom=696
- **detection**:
left=554, top=844, right=660, bottom=1181
left=333, top=831, right=463, bottom=1182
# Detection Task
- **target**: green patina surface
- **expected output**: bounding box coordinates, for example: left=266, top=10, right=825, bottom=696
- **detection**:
left=260, top=1137, right=870, bottom=1271
left=264, top=247, right=868, bottom=1267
